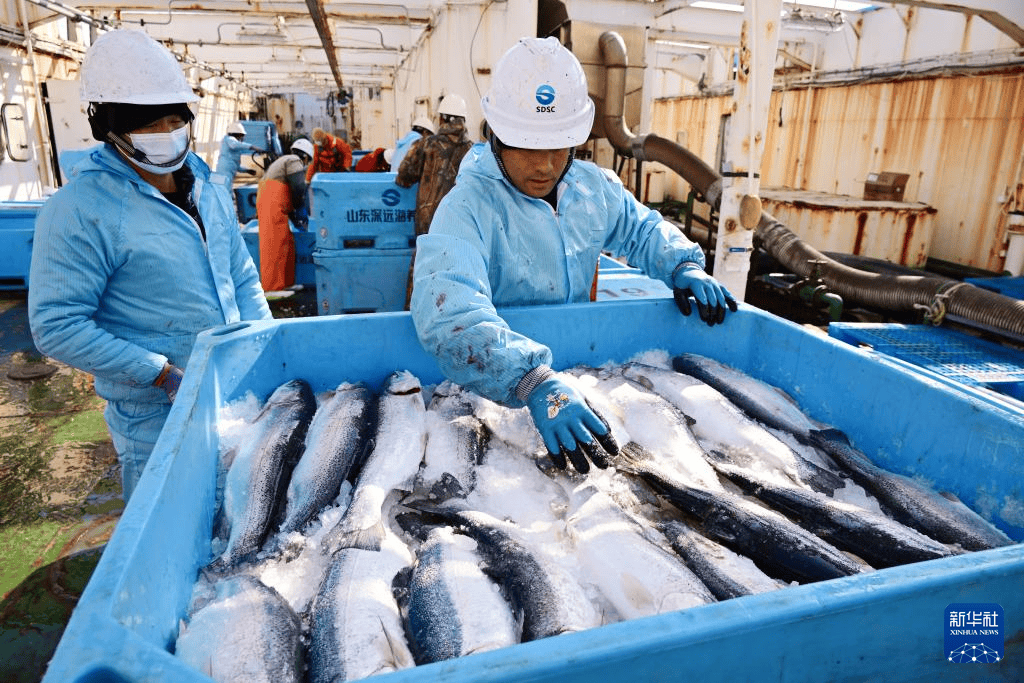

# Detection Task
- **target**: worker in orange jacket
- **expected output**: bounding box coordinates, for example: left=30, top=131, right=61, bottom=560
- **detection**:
left=306, top=127, right=352, bottom=181
left=354, top=147, right=393, bottom=172
left=257, top=138, right=314, bottom=293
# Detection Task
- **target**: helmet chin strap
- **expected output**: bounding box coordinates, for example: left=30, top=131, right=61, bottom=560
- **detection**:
left=488, top=132, right=575, bottom=193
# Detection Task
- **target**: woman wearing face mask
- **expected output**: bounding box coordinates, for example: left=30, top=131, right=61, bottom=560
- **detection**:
left=29, top=29, right=272, bottom=502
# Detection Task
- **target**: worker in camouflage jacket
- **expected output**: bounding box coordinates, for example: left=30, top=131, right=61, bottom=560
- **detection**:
left=395, top=93, right=473, bottom=307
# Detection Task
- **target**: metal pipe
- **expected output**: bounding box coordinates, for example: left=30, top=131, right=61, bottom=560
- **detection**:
left=600, top=32, right=724, bottom=211
left=597, top=29, right=1024, bottom=341
left=17, top=0, right=56, bottom=190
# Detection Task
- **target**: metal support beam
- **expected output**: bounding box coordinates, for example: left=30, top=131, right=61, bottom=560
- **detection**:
left=884, top=0, right=1024, bottom=46
left=305, top=0, right=344, bottom=92
left=712, top=0, right=784, bottom=300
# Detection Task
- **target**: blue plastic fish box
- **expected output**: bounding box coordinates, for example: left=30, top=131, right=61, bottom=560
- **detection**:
left=44, top=299, right=1023, bottom=683
left=0, top=200, right=44, bottom=290
left=241, top=220, right=316, bottom=287
left=310, top=173, right=416, bottom=250
left=233, top=185, right=258, bottom=223
left=238, top=120, right=282, bottom=157
left=313, top=247, right=413, bottom=314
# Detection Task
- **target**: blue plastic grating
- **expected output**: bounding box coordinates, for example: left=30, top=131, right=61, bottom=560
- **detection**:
left=828, top=324, right=1024, bottom=397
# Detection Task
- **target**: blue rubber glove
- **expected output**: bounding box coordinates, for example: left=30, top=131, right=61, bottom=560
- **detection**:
left=525, top=375, right=618, bottom=473
left=154, top=363, right=184, bottom=403
left=672, top=263, right=738, bottom=326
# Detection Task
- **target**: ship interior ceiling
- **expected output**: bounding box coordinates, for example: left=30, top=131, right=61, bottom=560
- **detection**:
left=7, top=0, right=1017, bottom=103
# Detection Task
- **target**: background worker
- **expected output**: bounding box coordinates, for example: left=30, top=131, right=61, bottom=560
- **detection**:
left=390, top=116, right=434, bottom=171
left=353, top=146, right=392, bottom=172
left=28, top=29, right=271, bottom=502
left=214, top=121, right=260, bottom=218
left=395, top=93, right=473, bottom=307
left=306, top=126, right=352, bottom=181
left=410, top=38, right=736, bottom=474
left=256, top=138, right=314, bottom=294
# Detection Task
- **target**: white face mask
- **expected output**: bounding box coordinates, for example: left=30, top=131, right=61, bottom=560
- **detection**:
left=128, top=125, right=191, bottom=174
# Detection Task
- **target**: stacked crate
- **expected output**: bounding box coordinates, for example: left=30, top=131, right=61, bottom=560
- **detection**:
left=309, top=172, right=417, bottom=314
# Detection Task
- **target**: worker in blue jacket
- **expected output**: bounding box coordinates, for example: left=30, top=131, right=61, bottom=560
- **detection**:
left=214, top=120, right=260, bottom=214
left=390, top=116, right=434, bottom=172
left=410, top=37, right=736, bottom=474
left=28, top=29, right=272, bottom=501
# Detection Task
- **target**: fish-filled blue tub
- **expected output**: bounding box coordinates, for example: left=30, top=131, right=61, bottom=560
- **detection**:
left=43, top=299, right=1024, bottom=683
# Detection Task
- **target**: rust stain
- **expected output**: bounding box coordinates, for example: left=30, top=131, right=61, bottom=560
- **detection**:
left=725, top=217, right=738, bottom=233
left=900, top=213, right=917, bottom=265
left=853, top=212, right=867, bottom=255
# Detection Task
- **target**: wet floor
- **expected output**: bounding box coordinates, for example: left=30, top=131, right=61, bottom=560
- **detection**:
left=0, top=286, right=316, bottom=683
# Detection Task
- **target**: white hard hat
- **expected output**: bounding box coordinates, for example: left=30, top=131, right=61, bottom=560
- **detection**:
left=227, top=121, right=246, bottom=135
left=291, top=138, right=314, bottom=159
left=80, top=29, right=199, bottom=105
left=480, top=37, right=594, bottom=149
left=412, top=116, right=434, bottom=134
left=438, top=94, right=468, bottom=119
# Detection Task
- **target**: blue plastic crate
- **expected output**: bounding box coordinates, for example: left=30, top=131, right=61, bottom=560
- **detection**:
left=241, top=220, right=316, bottom=287
left=965, top=276, right=1024, bottom=301
left=828, top=322, right=1024, bottom=404
left=0, top=200, right=44, bottom=290
left=43, top=299, right=1024, bottom=683
left=309, top=173, right=416, bottom=250
left=238, top=120, right=282, bottom=156
left=313, top=247, right=413, bottom=314
left=233, top=184, right=258, bottom=223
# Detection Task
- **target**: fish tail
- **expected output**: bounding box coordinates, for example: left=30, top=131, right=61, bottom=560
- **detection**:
left=323, top=518, right=387, bottom=553
left=614, top=441, right=654, bottom=475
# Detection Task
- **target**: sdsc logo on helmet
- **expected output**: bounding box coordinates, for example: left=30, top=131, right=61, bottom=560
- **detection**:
left=535, top=84, right=556, bottom=113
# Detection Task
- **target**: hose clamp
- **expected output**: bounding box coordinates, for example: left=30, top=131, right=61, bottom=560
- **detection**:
left=914, top=281, right=971, bottom=326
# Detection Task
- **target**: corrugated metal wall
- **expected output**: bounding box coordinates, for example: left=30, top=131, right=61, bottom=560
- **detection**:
left=651, top=70, right=1024, bottom=272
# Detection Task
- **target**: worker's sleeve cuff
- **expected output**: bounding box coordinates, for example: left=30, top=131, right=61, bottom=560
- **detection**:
left=672, top=261, right=704, bottom=278
left=516, top=365, right=555, bottom=403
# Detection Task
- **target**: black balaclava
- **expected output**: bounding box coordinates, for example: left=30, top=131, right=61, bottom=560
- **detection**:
left=488, top=131, right=574, bottom=210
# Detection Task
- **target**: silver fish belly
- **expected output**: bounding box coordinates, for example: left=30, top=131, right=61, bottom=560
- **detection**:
left=175, top=575, right=303, bottom=683
left=277, top=382, right=376, bottom=536
left=308, top=531, right=415, bottom=683
left=323, top=370, right=427, bottom=553
left=415, top=381, right=489, bottom=503
left=404, top=503, right=602, bottom=642
left=402, top=525, right=519, bottom=664
left=209, top=379, right=317, bottom=571
left=566, top=484, right=716, bottom=620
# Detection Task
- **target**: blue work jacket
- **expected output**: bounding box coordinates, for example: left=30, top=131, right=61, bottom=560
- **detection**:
left=29, top=143, right=271, bottom=406
left=214, top=134, right=257, bottom=183
left=411, top=142, right=704, bottom=407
